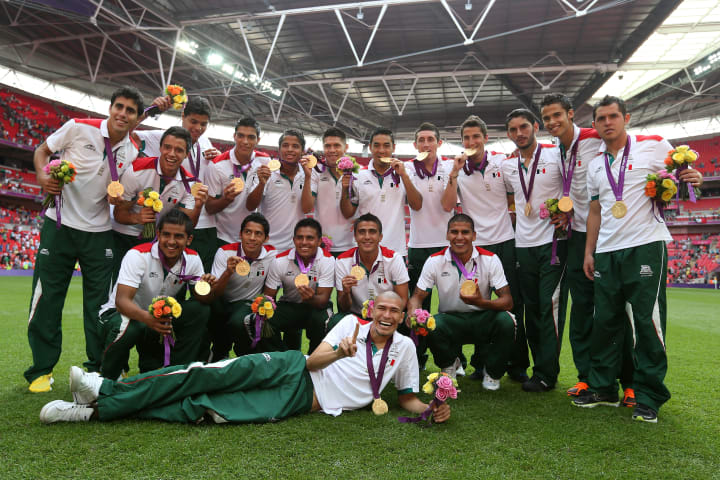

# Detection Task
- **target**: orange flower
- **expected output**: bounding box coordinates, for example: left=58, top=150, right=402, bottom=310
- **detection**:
left=167, top=85, right=181, bottom=95
left=153, top=300, right=164, bottom=309
left=646, top=187, right=657, bottom=197
left=418, top=327, right=428, bottom=336
left=153, top=307, right=163, bottom=318
left=137, top=197, right=145, bottom=206
left=163, top=306, right=172, bottom=315
left=646, top=181, right=656, bottom=188
left=664, top=157, right=673, bottom=166
left=251, top=304, right=258, bottom=313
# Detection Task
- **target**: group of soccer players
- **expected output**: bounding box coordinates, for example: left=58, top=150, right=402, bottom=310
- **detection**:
left=27, top=85, right=702, bottom=425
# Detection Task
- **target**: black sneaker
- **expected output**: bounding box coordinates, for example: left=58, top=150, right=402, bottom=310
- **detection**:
left=508, top=371, right=530, bottom=383
left=521, top=376, right=553, bottom=392
left=467, top=370, right=484, bottom=381
left=572, top=391, right=620, bottom=408
left=632, top=404, right=658, bottom=423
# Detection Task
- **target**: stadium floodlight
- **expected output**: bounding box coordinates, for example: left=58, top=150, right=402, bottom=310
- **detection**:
left=222, top=64, right=235, bottom=75
left=133, top=38, right=142, bottom=52
left=207, top=52, right=223, bottom=66
left=357, top=7, right=364, bottom=20
left=177, top=39, right=198, bottom=55
left=465, top=1, right=472, bottom=10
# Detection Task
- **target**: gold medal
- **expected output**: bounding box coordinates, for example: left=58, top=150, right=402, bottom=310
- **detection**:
left=267, top=159, right=281, bottom=171
left=416, top=151, right=429, bottom=161
left=305, top=155, right=317, bottom=168
left=464, top=148, right=477, bottom=157
left=350, top=265, right=366, bottom=281
left=524, top=203, right=532, bottom=217
left=190, top=182, right=204, bottom=198
left=372, top=398, right=389, bottom=415
left=231, top=177, right=244, bottom=192
left=611, top=200, right=627, bottom=219
left=460, top=280, right=477, bottom=296
left=379, top=157, right=394, bottom=164
left=294, top=273, right=310, bottom=287
left=235, top=259, right=250, bottom=276
left=107, top=181, right=124, bottom=197
left=558, top=196, right=573, bottom=212
left=194, top=280, right=211, bottom=296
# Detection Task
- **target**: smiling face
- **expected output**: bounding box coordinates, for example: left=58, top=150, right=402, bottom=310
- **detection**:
left=323, top=135, right=347, bottom=168
left=446, top=220, right=476, bottom=258
left=354, top=220, right=382, bottom=256
left=107, top=96, right=139, bottom=138
left=541, top=102, right=574, bottom=140
left=370, top=134, right=395, bottom=165
left=413, top=130, right=442, bottom=160
left=280, top=135, right=303, bottom=164
left=159, top=135, right=188, bottom=177
left=233, top=125, right=259, bottom=160
left=506, top=116, right=538, bottom=151
left=293, top=226, right=320, bottom=261
left=239, top=220, right=267, bottom=257
left=461, top=126, right=489, bottom=158
left=371, top=294, right=405, bottom=338
left=181, top=113, right=209, bottom=143
left=158, top=223, right=191, bottom=263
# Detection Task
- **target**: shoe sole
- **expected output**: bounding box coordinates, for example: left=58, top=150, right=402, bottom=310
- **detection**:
left=482, top=385, right=500, bottom=391
left=572, top=400, right=620, bottom=408
left=632, top=415, right=658, bottom=423
left=69, top=367, right=94, bottom=405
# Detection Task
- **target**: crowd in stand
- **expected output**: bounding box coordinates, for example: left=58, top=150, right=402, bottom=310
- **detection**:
left=0, top=206, right=41, bottom=270
left=0, top=92, right=66, bottom=147
left=667, top=234, right=720, bottom=284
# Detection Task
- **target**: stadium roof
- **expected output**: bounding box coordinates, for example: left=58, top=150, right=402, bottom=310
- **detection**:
left=3, top=0, right=719, bottom=142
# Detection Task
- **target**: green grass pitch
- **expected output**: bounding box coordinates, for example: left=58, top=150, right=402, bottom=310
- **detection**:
left=0, top=277, right=717, bottom=479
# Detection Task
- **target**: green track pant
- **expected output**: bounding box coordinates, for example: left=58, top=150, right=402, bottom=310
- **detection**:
left=264, top=301, right=333, bottom=354
left=99, top=298, right=210, bottom=379
left=428, top=310, right=516, bottom=379
left=97, top=350, right=313, bottom=423
left=25, top=218, right=115, bottom=382
left=516, top=241, right=568, bottom=386
left=471, top=239, right=528, bottom=376
left=590, top=241, right=670, bottom=412
left=190, top=227, right=218, bottom=274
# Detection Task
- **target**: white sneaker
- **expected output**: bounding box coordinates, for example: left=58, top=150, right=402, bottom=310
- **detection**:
left=40, top=400, right=93, bottom=424
left=482, top=368, right=501, bottom=391
left=454, top=357, right=466, bottom=377
left=69, top=366, right=102, bottom=405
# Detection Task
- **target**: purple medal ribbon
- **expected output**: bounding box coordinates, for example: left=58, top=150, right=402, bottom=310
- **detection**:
left=462, top=151, right=488, bottom=176
left=518, top=146, right=542, bottom=207
left=296, top=251, right=315, bottom=276
left=603, top=135, right=631, bottom=204
left=355, top=249, right=380, bottom=276
left=366, top=330, right=393, bottom=403
left=233, top=161, right=252, bottom=179
left=560, top=139, right=579, bottom=198
left=155, top=157, right=192, bottom=194
left=398, top=399, right=439, bottom=424
left=157, top=246, right=200, bottom=283
left=188, top=143, right=202, bottom=179
left=675, top=164, right=697, bottom=203
left=374, top=165, right=400, bottom=187
left=450, top=250, right=477, bottom=281
left=413, top=158, right=438, bottom=180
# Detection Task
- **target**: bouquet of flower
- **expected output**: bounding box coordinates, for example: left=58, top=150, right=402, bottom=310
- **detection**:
left=408, top=308, right=436, bottom=345
left=136, top=188, right=163, bottom=239
left=148, top=296, right=181, bottom=366
left=539, top=198, right=568, bottom=265
left=645, top=170, right=678, bottom=220
left=248, top=295, right=276, bottom=348
left=166, top=84, right=188, bottom=110
left=321, top=235, right=333, bottom=256
left=399, top=372, right=458, bottom=426
left=361, top=299, right=374, bottom=320
left=337, top=156, right=360, bottom=174
left=42, top=159, right=76, bottom=208
left=664, top=145, right=700, bottom=202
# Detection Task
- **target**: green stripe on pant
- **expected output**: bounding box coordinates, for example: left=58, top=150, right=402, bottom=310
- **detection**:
left=516, top=241, right=568, bottom=386
left=590, top=241, right=670, bottom=412
left=97, top=350, right=314, bottom=423
left=25, top=218, right=114, bottom=382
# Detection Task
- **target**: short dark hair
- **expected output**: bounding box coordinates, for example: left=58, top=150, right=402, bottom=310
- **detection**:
left=160, top=126, right=192, bottom=155
left=369, top=127, right=395, bottom=145
left=505, top=108, right=538, bottom=130
left=323, top=127, right=346, bottom=143
left=294, top=218, right=322, bottom=238
left=447, top=213, right=474, bottom=232
left=592, top=95, right=627, bottom=120
left=110, top=86, right=145, bottom=113
left=354, top=213, right=382, bottom=234
left=183, top=96, right=211, bottom=119
left=241, top=212, right=270, bottom=237
left=158, top=208, right=194, bottom=235
left=540, top=93, right=573, bottom=112
left=236, top=117, right=260, bottom=137
left=460, top=115, right=488, bottom=138
left=279, top=129, right=306, bottom=150
left=414, top=122, right=440, bottom=142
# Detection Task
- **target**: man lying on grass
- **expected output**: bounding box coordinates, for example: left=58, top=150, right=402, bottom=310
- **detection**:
left=40, top=291, right=451, bottom=424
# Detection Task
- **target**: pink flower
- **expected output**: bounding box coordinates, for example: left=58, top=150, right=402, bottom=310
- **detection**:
left=435, top=388, right=449, bottom=402
left=321, top=236, right=333, bottom=249
left=539, top=203, right=550, bottom=219
left=338, top=157, right=354, bottom=170
left=414, top=309, right=429, bottom=324
left=436, top=375, right=453, bottom=390
left=447, top=386, right=458, bottom=399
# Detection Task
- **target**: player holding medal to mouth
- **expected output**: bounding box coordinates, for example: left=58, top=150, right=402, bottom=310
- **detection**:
left=575, top=96, right=702, bottom=423
left=407, top=214, right=516, bottom=390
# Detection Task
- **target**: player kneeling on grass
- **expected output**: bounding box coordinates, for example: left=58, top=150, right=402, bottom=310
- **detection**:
left=408, top=213, right=516, bottom=391
left=40, top=291, right=451, bottom=425
left=98, top=208, right=219, bottom=380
